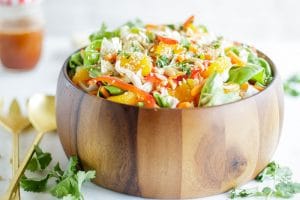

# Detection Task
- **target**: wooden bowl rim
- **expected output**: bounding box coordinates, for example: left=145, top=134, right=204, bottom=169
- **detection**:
left=61, top=47, right=279, bottom=110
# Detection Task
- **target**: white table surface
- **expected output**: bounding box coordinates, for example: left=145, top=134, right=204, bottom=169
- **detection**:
left=0, top=37, right=300, bottom=200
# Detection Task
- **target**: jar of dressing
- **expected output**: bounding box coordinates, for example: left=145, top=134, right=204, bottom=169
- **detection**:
left=0, top=0, right=44, bottom=70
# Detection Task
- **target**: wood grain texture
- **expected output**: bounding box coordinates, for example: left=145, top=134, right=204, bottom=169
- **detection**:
left=56, top=51, right=284, bottom=199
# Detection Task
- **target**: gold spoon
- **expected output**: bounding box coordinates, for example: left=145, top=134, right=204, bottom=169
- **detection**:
left=0, top=99, right=30, bottom=200
left=2, top=94, right=56, bottom=200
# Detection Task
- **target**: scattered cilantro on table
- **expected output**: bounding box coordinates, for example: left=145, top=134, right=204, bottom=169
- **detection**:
left=20, top=146, right=96, bottom=200
left=284, top=74, right=300, bottom=97
left=229, top=161, right=300, bottom=199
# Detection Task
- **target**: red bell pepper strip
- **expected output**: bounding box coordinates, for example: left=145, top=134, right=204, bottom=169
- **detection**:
left=144, top=74, right=162, bottom=87
left=190, top=69, right=200, bottom=79
left=88, top=76, right=157, bottom=108
left=156, top=35, right=178, bottom=45
left=183, top=15, right=195, bottom=30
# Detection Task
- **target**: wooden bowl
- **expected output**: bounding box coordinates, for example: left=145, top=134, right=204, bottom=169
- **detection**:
left=56, top=50, right=284, bottom=199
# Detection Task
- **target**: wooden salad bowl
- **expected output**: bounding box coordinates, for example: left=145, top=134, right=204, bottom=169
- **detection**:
left=56, top=50, right=284, bottom=199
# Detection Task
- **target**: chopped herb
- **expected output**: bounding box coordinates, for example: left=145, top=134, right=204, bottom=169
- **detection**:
left=180, top=38, right=191, bottom=49
left=156, top=55, right=170, bottom=68
left=229, top=161, right=300, bottom=199
left=166, top=24, right=176, bottom=30
left=178, top=62, right=191, bottom=75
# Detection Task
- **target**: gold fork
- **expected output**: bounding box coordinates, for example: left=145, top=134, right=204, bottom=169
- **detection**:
left=0, top=99, right=31, bottom=200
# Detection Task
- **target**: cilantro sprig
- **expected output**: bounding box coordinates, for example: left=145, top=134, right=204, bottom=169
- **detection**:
left=230, top=162, right=300, bottom=199
left=284, top=74, right=300, bottom=97
left=20, top=146, right=96, bottom=200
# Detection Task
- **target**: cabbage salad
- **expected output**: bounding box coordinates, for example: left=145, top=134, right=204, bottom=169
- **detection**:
left=68, top=16, right=272, bottom=108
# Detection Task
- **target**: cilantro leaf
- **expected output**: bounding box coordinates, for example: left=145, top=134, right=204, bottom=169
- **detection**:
left=178, top=62, right=191, bottom=75
left=284, top=74, right=300, bottom=97
left=27, top=145, right=52, bottom=172
left=20, top=174, right=49, bottom=192
left=50, top=176, right=78, bottom=198
left=50, top=162, right=64, bottom=181
left=20, top=146, right=96, bottom=199
left=229, top=162, right=300, bottom=199
left=255, top=161, right=278, bottom=182
left=63, top=157, right=78, bottom=178
left=76, top=171, right=96, bottom=197
left=51, top=170, right=96, bottom=199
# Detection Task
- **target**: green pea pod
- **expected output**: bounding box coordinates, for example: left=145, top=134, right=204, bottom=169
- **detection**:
left=82, top=50, right=100, bottom=66
left=88, top=67, right=101, bottom=78
left=104, top=85, right=124, bottom=95
left=153, top=92, right=171, bottom=108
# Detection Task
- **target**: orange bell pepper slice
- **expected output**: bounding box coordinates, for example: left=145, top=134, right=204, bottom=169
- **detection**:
left=156, top=35, right=178, bottom=45
left=88, top=76, right=156, bottom=108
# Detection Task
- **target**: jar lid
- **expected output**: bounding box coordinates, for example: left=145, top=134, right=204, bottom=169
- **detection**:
left=0, top=0, right=38, bottom=6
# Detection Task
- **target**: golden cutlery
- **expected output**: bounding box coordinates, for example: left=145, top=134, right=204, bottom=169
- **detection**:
left=2, top=94, right=56, bottom=200
left=0, top=99, right=30, bottom=200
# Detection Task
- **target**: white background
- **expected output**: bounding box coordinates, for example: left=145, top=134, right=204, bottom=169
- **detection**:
left=1, top=0, right=300, bottom=199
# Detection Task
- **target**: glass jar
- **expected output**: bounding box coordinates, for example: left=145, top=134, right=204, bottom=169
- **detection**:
left=0, top=0, right=44, bottom=70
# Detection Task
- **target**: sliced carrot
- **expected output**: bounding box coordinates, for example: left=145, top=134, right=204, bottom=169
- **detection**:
left=157, top=35, right=178, bottom=44
left=183, top=15, right=195, bottom=30
left=226, top=51, right=245, bottom=66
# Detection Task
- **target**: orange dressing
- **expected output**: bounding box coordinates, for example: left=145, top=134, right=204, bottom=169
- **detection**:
left=0, top=18, right=43, bottom=69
